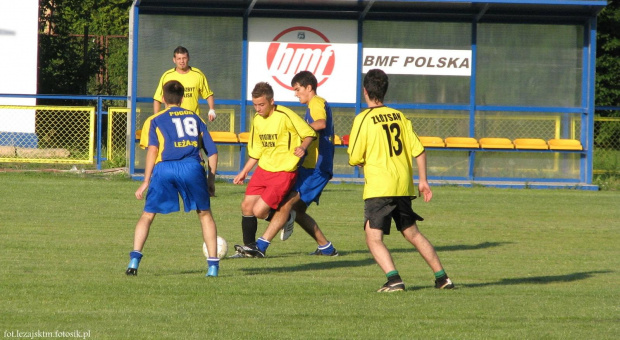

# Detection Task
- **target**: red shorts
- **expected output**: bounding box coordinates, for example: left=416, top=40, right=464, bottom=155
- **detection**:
left=246, top=166, right=297, bottom=209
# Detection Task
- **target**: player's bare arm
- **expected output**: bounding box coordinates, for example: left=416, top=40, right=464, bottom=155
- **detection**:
left=207, top=153, right=218, bottom=196
left=309, top=119, right=326, bottom=132
left=207, top=95, right=216, bottom=122
left=233, top=157, right=258, bottom=184
left=153, top=100, right=162, bottom=114
left=415, top=151, right=433, bottom=202
left=136, top=145, right=158, bottom=200
left=294, top=136, right=315, bottom=158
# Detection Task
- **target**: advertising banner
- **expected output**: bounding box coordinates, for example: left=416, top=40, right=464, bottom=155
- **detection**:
left=362, top=48, right=472, bottom=76
left=247, top=18, right=358, bottom=103
left=0, top=0, right=37, bottom=136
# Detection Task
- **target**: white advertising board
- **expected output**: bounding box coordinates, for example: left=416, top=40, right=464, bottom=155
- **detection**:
left=0, top=0, right=38, bottom=134
left=362, top=48, right=472, bottom=76
left=247, top=18, right=358, bottom=103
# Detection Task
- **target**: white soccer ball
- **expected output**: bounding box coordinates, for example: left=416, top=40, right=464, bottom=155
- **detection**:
left=202, top=236, right=228, bottom=259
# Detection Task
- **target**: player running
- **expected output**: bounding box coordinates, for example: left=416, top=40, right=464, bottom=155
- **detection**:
left=347, top=69, right=454, bottom=292
left=231, top=82, right=316, bottom=258
left=276, top=71, right=339, bottom=256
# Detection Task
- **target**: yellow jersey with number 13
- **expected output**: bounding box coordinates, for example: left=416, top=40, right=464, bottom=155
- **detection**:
left=347, top=106, right=425, bottom=200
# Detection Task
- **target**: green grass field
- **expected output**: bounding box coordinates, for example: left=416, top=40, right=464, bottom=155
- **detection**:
left=1, top=172, right=618, bottom=339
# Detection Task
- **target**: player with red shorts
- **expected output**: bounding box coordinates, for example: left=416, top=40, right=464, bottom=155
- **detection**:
left=231, top=82, right=316, bottom=257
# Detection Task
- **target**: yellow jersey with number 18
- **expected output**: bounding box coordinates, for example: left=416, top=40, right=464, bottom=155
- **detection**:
left=347, top=106, right=424, bottom=200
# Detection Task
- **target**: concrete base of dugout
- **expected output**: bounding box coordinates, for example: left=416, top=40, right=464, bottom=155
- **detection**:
left=131, top=174, right=598, bottom=191
left=328, top=177, right=599, bottom=191
left=286, top=176, right=598, bottom=190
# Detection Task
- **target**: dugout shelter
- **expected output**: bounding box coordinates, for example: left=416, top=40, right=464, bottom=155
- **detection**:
left=128, top=0, right=607, bottom=189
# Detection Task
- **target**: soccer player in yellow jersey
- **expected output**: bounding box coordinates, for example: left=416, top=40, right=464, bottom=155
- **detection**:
left=231, top=82, right=316, bottom=258
left=348, top=69, right=454, bottom=292
left=153, top=46, right=216, bottom=122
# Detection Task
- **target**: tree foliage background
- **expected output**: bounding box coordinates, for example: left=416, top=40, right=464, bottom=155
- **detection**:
left=37, top=0, right=619, bottom=109
left=596, top=0, right=620, bottom=113
left=38, top=0, right=131, bottom=99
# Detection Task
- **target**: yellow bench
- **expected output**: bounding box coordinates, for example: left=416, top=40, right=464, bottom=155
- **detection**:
left=419, top=136, right=445, bottom=148
left=238, top=132, right=250, bottom=143
left=479, top=137, right=514, bottom=149
left=513, top=138, right=548, bottom=150
left=333, top=134, right=342, bottom=145
left=548, top=139, right=583, bottom=150
left=445, top=137, right=479, bottom=148
left=210, top=131, right=239, bottom=143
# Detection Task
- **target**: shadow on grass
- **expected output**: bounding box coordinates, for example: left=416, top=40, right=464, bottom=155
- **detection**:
left=343, top=241, right=510, bottom=256
left=239, top=258, right=377, bottom=275
left=458, top=270, right=613, bottom=288
left=238, top=242, right=510, bottom=275
left=155, top=242, right=508, bottom=276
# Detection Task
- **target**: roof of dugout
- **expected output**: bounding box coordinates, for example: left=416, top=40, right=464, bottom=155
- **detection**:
left=133, top=0, right=607, bottom=22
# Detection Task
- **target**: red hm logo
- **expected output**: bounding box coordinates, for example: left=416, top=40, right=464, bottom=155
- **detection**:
left=266, top=27, right=335, bottom=90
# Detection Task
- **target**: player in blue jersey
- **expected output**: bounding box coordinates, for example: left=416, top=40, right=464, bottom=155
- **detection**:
left=126, top=80, right=221, bottom=277
left=278, top=71, right=339, bottom=256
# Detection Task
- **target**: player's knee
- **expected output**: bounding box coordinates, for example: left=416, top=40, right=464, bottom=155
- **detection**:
left=240, top=200, right=253, bottom=215
left=141, top=211, right=156, bottom=222
left=252, top=206, right=270, bottom=220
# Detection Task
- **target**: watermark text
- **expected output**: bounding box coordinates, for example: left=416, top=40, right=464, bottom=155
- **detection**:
left=4, top=330, right=91, bottom=339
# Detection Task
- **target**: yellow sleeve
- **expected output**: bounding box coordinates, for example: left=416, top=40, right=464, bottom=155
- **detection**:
left=308, top=97, right=327, bottom=122
left=139, top=116, right=154, bottom=149
left=153, top=73, right=166, bottom=102
left=246, top=118, right=262, bottom=159
left=197, top=70, right=214, bottom=99
left=347, top=111, right=367, bottom=166
left=408, top=119, right=425, bottom=158
left=291, top=113, right=317, bottom=140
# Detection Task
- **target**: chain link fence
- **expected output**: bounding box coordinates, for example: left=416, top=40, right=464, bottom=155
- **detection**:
left=329, top=109, right=619, bottom=177
left=0, top=105, right=94, bottom=164
left=593, top=115, right=620, bottom=175
left=1, top=103, right=618, bottom=178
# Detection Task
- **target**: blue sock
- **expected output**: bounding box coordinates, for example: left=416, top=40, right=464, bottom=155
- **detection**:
left=128, top=250, right=143, bottom=269
left=207, top=257, right=220, bottom=269
left=318, top=241, right=335, bottom=255
left=256, top=237, right=270, bottom=253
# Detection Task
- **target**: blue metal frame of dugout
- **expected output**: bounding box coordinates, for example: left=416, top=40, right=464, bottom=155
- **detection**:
left=128, top=0, right=607, bottom=188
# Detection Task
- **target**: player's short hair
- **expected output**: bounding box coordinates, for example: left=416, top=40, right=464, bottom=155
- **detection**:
left=173, top=46, right=189, bottom=57
left=251, top=82, right=274, bottom=101
left=163, top=80, right=184, bottom=105
left=291, top=71, right=317, bottom=92
left=363, top=69, right=389, bottom=103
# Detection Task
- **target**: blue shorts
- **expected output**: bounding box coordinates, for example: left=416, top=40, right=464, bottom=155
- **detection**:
left=294, top=167, right=331, bottom=206
left=144, top=158, right=210, bottom=214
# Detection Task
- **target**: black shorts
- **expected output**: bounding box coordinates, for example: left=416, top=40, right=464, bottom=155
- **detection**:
left=364, top=197, right=424, bottom=235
